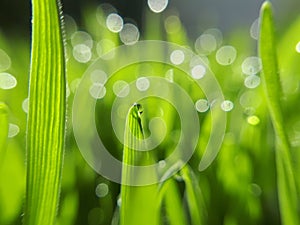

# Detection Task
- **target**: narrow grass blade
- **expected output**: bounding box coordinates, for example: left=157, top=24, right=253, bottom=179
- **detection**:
left=158, top=178, right=188, bottom=225
left=180, top=165, right=206, bottom=225
left=259, top=2, right=299, bottom=224
left=120, top=103, right=158, bottom=225
left=0, top=102, right=9, bottom=165
left=24, top=0, right=66, bottom=224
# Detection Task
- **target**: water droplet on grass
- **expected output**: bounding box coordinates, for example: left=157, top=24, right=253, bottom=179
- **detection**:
left=64, top=14, right=77, bottom=40
left=73, top=44, right=92, bottom=63
left=8, top=123, right=19, bottom=138
left=244, top=75, right=260, bottom=89
left=22, top=98, right=29, bottom=113
left=239, top=91, right=261, bottom=108
left=119, top=23, right=139, bottom=45
left=71, top=31, right=93, bottom=48
left=106, top=13, right=123, bottom=33
left=195, top=99, right=209, bottom=112
left=221, top=100, right=234, bottom=112
left=148, top=0, right=168, bottom=13
left=90, top=70, right=107, bottom=84
left=195, top=34, right=217, bottom=55
left=191, top=65, right=206, bottom=79
left=89, top=84, right=106, bottom=99
left=95, top=183, right=109, bottom=197
left=170, top=50, right=185, bottom=65
left=0, top=49, right=11, bottom=71
left=113, top=80, right=130, bottom=97
left=247, top=115, right=260, bottom=125
left=136, top=77, right=150, bottom=91
left=158, top=160, right=166, bottom=168
left=242, top=57, right=262, bottom=75
left=165, top=69, right=174, bottom=82
left=216, top=45, right=237, bottom=65
left=250, top=18, right=259, bottom=40
left=0, top=72, right=17, bottom=89
left=204, top=28, right=223, bottom=46
left=296, top=41, right=300, bottom=53
left=249, top=183, right=262, bottom=197
left=164, top=15, right=181, bottom=34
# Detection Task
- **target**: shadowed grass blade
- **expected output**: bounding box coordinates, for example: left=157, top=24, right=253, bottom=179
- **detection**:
left=259, top=2, right=299, bottom=224
left=24, top=0, right=66, bottom=224
left=120, top=103, right=158, bottom=225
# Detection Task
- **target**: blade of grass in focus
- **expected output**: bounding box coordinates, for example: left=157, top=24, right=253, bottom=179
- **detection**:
left=24, top=0, right=66, bottom=224
left=259, top=2, right=299, bottom=225
left=0, top=102, right=9, bottom=166
left=120, top=103, right=158, bottom=225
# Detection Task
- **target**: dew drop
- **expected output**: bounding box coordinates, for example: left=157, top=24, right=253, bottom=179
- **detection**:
left=195, top=34, right=217, bottom=55
left=250, top=18, right=259, bottom=40
left=170, top=50, right=185, bottom=65
left=164, top=15, right=181, bottom=34
left=89, top=84, right=106, bottom=99
left=158, top=160, right=166, bottom=168
left=73, top=44, right=92, bottom=63
left=113, top=80, right=130, bottom=97
left=90, top=70, right=107, bottom=84
left=216, top=45, right=237, bottom=65
left=191, top=65, right=206, bottom=79
left=22, top=98, right=29, bottom=113
left=136, top=77, right=150, bottom=91
left=239, top=91, right=262, bottom=108
left=296, top=41, right=300, bottom=53
left=0, top=72, right=17, bottom=89
left=64, top=14, right=77, bottom=40
left=8, top=123, right=20, bottom=138
left=195, top=99, right=209, bottom=112
left=249, top=183, right=262, bottom=197
left=221, top=100, right=234, bottom=112
left=119, top=23, right=140, bottom=45
left=244, top=75, right=260, bottom=89
left=106, top=13, right=123, bottom=33
left=204, top=28, right=223, bottom=47
left=147, top=0, right=168, bottom=13
left=247, top=115, right=260, bottom=125
left=242, top=57, right=262, bottom=75
left=70, top=78, right=81, bottom=93
left=0, top=49, right=11, bottom=72
left=71, top=31, right=93, bottom=48
left=165, top=69, right=174, bottom=82
left=95, top=183, right=109, bottom=198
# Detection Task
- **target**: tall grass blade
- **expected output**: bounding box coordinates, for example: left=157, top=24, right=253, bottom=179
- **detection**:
left=0, top=102, right=9, bottom=165
left=181, top=165, right=206, bottom=225
left=158, top=178, right=188, bottom=225
left=120, top=103, right=158, bottom=225
left=259, top=2, right=299, bottom=224
left=23, top=0, right=66, bottom=224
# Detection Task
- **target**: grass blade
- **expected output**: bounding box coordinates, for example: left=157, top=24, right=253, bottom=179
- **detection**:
left=120, top=103, right=158, bottom=225
left=180, top=165, right=206, bottom=225
left=0, top=102, right=9, bottom=165
left=24, top=0, right=66, bottom=224
left=259, top=2, right=299, bottom=224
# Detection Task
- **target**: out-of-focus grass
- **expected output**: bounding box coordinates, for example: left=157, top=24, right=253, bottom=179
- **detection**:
left=0, top=1, right=299, bottom=225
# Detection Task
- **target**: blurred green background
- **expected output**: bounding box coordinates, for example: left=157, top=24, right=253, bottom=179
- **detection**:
left=0, top=0, right=300, bottom=225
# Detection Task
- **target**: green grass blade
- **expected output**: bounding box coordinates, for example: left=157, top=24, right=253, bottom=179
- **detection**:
left=120, top=103, right=158, bottom=225
left=158, top=178, right=188, bottom=225
left=259, top=2, right=299, bottom=225
left=24, top=0, right=66, bottom=224
left=180, top=165, right=206, bottom=225
left=0, top=102, right=9, bottom=165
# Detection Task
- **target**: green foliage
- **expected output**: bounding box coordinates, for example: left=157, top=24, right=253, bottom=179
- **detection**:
left=259, top=2, right=300, bottom=224
left=23, top=0, right=66, bottom=224
left=0, top=102, right=8, bottom=165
